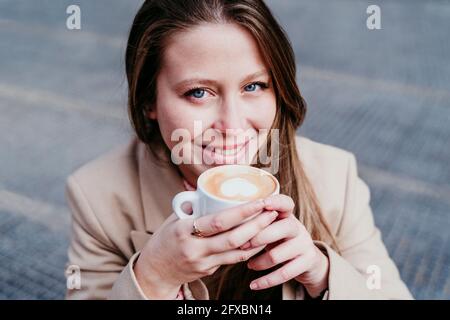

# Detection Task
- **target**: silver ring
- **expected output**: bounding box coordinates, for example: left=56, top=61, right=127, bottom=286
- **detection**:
left=191, top=219, right=205, bottom=237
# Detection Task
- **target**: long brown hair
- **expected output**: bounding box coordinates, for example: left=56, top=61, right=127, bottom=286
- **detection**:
left=125, top=0, right=338, bottom=299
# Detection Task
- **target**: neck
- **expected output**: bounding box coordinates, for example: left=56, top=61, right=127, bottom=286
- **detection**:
left=177, top=164, right=199, bottom=189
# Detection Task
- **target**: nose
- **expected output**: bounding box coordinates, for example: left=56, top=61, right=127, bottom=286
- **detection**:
left=211, top=95, right=246, bottom=132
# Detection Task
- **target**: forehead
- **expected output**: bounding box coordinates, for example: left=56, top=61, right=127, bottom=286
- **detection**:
left=161, top=23, right=268, bottom=80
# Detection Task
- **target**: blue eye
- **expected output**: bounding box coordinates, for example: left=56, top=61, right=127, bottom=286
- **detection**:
left=244, top=82, right=268, bottom=92
left=244, top=83, right=258, bottom=92
left=190, top=89, right=205, bottom=99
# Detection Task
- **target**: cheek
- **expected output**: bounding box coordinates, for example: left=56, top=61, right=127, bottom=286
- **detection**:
left=156, top=105, right=191, bottom=149
left=249, top=95, right=277, bottom=129
left=155, top=100, right=212, bottom=150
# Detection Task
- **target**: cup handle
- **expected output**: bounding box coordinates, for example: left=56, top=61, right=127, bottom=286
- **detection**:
left=172, top=191, right=199, bottom=219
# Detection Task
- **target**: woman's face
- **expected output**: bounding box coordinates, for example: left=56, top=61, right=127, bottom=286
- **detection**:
left=150, top=23, right=277, bottom=182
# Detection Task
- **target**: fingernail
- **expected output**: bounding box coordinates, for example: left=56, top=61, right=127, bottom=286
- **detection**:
left=250, top=282, right=258, bottom=290
left=263, top=198, right=272, bottom=208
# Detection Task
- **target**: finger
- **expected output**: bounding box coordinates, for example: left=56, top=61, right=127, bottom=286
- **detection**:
left=164, top=213, right=180, bottom=227
left=205, top=211, right=278, bottom=253
left=240, top=217, right=299, bottom=249
left=264, top=240, right=284, bottom=252
left=249, top=257, right=307, bottom=290
left=204, top=265, right=220, bottom=276
left=207, top=245, right=266, bottom=268
left=194, top=199, right=266, bottom=236
left=247, top=237, right=301, bottom=271
left=263, top=194, right=295, bottom=217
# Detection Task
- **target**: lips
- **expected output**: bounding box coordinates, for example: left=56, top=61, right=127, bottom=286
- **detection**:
left=201, top=139, right=251, bottom=164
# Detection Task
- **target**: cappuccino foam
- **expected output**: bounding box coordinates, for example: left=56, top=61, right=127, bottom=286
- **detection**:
left=203, top=169, right=276, bottom=201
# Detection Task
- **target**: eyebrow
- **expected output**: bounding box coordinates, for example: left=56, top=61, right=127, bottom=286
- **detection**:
left=174, top=70, right=269, bottom=91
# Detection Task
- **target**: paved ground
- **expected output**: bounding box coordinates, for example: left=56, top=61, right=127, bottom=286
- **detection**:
left=0, top=0, right=449, bottom=299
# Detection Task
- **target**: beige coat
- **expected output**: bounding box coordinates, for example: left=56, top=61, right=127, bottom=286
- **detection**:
left=64, top=136, right=413, bottom=300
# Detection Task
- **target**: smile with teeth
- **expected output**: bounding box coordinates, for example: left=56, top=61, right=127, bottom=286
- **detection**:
left=208, top=145, right=246, bottom=156
left=201, top=139, right=251, bottom=164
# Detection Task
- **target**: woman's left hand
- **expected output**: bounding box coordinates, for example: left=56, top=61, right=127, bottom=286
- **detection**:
left=241, top=194, right=329, bottom=298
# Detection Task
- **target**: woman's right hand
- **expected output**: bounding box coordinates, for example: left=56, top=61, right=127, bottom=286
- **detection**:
left=134, top=199, right=278, bottom=299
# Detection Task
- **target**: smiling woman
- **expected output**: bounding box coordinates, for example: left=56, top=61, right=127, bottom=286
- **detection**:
left=64, top=0, right=412, bottom=300
left=151, top=22, right=277, bottom=171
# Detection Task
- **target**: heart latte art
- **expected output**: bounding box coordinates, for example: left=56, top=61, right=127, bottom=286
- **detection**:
left=203, top=169, right=277, bottom=201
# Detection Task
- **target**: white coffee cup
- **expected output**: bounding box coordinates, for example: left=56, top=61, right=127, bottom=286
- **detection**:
left=172, top=165, right=280, bottom=219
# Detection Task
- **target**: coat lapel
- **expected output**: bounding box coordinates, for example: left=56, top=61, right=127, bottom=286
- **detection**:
left=137, top=142, right=185, bottom=233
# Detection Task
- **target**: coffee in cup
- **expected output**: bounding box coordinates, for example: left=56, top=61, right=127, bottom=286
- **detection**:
left=172, top=165, right=279, bottom=219
left=202, top=168, right=277, bottom=202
